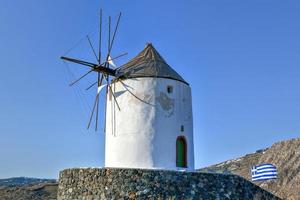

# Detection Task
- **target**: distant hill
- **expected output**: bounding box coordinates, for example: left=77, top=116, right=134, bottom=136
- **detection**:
left=0, top=177, right=56, bottom=187
left=199, top=138, right=300, bottom=200
left=0, top=177, right=57, bottom=200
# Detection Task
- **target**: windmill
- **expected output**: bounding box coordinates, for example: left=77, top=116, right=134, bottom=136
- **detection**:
left=61, top=10, right=194, bottom=170
left=61, top=10, right=126, bottom=131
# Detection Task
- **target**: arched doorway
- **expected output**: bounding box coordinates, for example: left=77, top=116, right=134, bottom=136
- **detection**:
left=176, top=136, right=187, bottom=168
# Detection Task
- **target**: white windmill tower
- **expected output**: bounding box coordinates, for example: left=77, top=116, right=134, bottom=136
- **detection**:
left=61, top=12, right=194, bottom=170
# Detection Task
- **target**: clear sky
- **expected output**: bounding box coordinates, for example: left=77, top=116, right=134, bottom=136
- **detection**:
left=0, top=0, right=300, bottom=179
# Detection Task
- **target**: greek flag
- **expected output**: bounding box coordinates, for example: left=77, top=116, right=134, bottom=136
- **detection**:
left=251, top=163, right=277, bottom=181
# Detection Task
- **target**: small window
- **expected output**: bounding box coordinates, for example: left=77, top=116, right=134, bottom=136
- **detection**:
left=167, top=85, right=173, bottom=93
left=181, top=125, right=184, bottom=132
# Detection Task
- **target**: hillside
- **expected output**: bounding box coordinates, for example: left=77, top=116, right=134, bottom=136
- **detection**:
left=0, top=177, right=56, bottom=187
left=0, top=177, right=57, bottom=200
left=200, top=138, right=300, bottom=200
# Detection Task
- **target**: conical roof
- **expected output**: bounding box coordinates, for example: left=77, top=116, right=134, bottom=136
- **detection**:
left=116, top=43, right=188, bottom=84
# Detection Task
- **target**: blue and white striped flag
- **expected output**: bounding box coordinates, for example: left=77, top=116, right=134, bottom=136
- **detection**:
left=251, top=163, right=277, bottom=182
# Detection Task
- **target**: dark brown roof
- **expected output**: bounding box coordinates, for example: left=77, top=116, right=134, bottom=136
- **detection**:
left=116, top=43, right=188, bottom=84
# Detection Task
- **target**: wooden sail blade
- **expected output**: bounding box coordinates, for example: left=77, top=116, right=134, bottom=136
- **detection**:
left=87, top=93, right=100, bottom=129
left=61, top=56, right=98, bottom=68
left=87, top=35, right=99, bottom=62
left=69, top=69, right=93, bottom=86
left=86, top=81, right=97, bottom=91
left=61, top=56, right=116, bottom=76
left=108, top=13, right=121, bottom=56
left=108, top=83, right=121, bottom=111
left=99, top=52, right=127, bottom=67
left=101, top=13, right=122, bottom=70
left=103, top=84, right=108, bottom=134
left=109, top=52, right=127, bottom=62
left=98, top=9, right=102, bottom=64
left=95, top=95, right=99, bottom=131
left=108, top=16, right=111, bottom=58
left=95, top=73, right=103, bottom=131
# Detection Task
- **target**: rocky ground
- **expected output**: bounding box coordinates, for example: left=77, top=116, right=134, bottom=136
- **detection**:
left=200, top=138, right=300, bottom=200
left=0, top=178, right=57, bottom=200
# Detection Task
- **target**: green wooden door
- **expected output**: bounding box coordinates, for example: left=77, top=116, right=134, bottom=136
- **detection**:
left=176, top=138, right=186, bottom=167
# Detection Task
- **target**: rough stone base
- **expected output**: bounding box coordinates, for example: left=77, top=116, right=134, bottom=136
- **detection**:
left=58, top=168, right=280, bottom=200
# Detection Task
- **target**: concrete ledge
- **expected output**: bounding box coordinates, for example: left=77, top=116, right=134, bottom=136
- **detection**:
left=58, top=168, right=280, bottom=200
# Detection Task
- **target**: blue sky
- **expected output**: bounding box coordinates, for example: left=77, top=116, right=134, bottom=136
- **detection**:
left=0, top=0, right=300, bottom=179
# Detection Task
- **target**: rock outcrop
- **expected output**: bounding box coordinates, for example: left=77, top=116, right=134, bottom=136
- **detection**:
left=0, top=182, right=58, bottom=200
left=200, top=138, right=300, bottom=200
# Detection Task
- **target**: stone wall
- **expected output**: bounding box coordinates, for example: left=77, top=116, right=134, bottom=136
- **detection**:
left=58, top=168, right=280, bottom=200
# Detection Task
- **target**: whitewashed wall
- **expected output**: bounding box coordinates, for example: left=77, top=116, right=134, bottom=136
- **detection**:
left=105, top=77, right=194, bottom=170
